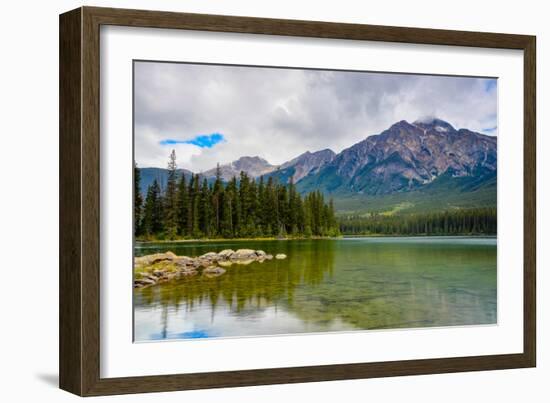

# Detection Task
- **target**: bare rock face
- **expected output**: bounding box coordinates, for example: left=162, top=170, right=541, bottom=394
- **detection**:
left=278, top=149, right=336, bottom=182
left=298, top=118, right=497, bottom=196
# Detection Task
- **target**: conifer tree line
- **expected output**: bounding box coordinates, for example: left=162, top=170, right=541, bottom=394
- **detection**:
left=339, top=208, right=497, bottom=236
left=134, top=150, right=340, bottom=240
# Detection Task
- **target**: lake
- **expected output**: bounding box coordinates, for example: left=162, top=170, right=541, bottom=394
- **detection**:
left=133, top=237, right=497, bottom=341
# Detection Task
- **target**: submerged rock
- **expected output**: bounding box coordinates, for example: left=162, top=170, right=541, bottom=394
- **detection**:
left=234, top=259, right=254, bottom=265
left=133, top=278, right=156, bottom=288
left=203, top=266, right=226, bottom=278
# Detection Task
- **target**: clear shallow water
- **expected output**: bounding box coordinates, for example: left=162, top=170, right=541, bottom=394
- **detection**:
left=133, top=237, right=497, bottom=341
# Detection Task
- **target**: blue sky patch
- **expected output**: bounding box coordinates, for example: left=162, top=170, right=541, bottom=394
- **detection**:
left=160, top=133, right=225, bottom=148
left=485, top=79, right=497, bottom=92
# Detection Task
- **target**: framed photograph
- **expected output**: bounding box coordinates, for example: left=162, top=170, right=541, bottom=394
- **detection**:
left=59, top=6, right=536, bottom=396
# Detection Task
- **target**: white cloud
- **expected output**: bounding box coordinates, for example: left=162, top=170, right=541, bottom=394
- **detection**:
left=134, top=62, right=497, bottom=171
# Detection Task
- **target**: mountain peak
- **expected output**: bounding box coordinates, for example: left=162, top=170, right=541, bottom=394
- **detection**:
left=235, top=155, right=269, bottom=164
left=413, top=117, right=455, bottom=133
left=274, top=148, right=336, bottom=182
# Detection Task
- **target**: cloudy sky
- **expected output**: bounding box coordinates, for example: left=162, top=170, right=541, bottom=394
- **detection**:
left=134, top=61, right=497, bottom=171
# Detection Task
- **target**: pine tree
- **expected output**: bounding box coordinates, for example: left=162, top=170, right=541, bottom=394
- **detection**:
left=199, top=178, right=212, bottom=237
left=287, top=176, right=298, bottom=234
left=220, top=189, right=234, bottom=238
left=134, top=163, right=143, bottom=236
left=190, top=174, right=200, bottom=237
left=257, top=176, right=266, bottom=235
left=263, top=177, right=276, bottom=236
left=277, top=184, right=288, bottom=236
left=239, top=171, right=251, bottom=232
left=143, top=179, right=163, bottom=236
left=228, top=177, right=241, bottom=236
left=327, top=198, right=339, bottom=236
left=176, top=173, right=188, bottom=236
left=163, top=150, right=178, bottom=239
left=212, top=164, right=223, bottom=236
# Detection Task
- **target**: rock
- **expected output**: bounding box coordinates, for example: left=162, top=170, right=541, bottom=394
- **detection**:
left=149, top=251, right=176, bottom=263
left=134, top=251, right=177, bottom=267
left=231, top=249, right=257, bottom=260
left=135, top=278, right=156, bottom=286
left=200, top=252, right=219, bottom=260
left=218, top=249, right=235, bottom=259
left=134, top=249, right=280, bottom=283
left=179, top=267, right=198, bottom=277
left=174, top=256, right=193, bottom=266
left=202, top=266, right=226, bottom=278
left=198, top=259, right=212, bottom=268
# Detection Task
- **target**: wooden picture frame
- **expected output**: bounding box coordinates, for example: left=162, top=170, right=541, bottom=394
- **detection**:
left=59, top=6, right=536, bottom=396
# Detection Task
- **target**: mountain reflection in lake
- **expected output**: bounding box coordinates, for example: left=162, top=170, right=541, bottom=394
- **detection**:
left=133, top=237, right=496, bottom=341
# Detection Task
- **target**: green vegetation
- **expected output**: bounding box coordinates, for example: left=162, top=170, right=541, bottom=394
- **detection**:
left=135, top=150, right=340, bottom=240
left=328, top=171, right=497, bottom=215
left=339, top=207, right=497, bottom=236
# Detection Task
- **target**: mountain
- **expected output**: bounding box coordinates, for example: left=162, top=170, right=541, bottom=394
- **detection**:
left=297, top=118, right=497, bottom=196
left=138, top=167, right=194, bottom=196
left=137, top=118, right=497, bottom=214
left=202, top=156, right=276, bottom=181
left=265, top=149, right=336, bottom=184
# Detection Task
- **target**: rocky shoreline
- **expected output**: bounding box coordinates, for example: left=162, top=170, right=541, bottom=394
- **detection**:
left=134, top=249, right=287, bottom=288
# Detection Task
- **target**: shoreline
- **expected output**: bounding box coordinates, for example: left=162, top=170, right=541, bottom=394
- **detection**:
left=135, top=234, right=497, bottom=244
left=135, top=236, right=340, bottom=244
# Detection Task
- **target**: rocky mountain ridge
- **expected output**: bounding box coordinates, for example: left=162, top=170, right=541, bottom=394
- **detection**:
left=138, top=118, right=497, bottom=207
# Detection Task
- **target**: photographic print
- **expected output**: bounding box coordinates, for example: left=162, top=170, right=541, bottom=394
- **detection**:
left=132, top=61, right=497, bottom=342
